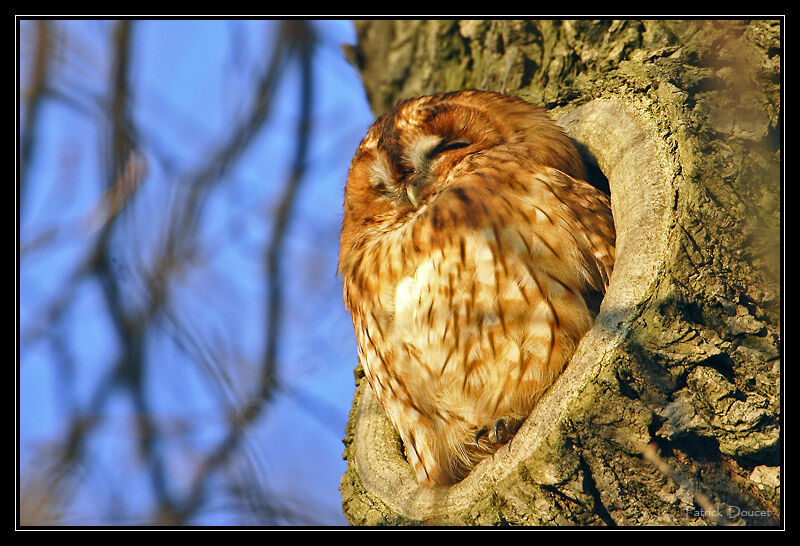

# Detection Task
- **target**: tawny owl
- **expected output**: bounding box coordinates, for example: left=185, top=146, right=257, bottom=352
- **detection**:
left=339, top=90, right=615, bottom=486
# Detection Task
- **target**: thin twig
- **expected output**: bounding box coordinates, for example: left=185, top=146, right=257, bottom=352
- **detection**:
left=20, top=20, right=52, bottom=217
left=173, top=21, right=316, bottom=523
left=640, top=442, right=727, bottom=525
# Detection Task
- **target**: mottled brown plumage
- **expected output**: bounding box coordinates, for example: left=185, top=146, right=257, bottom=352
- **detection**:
left=339, top=90, right=615, bottom=486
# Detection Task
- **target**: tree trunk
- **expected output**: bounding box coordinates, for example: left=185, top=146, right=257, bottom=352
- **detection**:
left=340, top=19, right=781, bottom=526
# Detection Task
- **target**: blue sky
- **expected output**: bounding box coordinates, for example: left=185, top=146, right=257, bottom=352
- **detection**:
left=19, top=19, right=374, bottom=525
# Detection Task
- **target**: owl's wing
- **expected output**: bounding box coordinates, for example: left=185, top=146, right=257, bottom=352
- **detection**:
left=433, top=161, right=615, bottom=317
left=541, top=166, right=616, bottom=296
left=449, top=162, right=615, bottom=316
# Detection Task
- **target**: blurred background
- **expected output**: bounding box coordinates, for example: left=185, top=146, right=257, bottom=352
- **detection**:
left=18, top=19, right=374, bottom=525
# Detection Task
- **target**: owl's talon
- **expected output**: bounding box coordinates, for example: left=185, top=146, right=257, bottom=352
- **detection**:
left=474, top=427, right=489, bottom=448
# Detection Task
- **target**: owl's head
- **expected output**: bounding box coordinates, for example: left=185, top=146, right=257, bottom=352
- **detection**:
left=339, top=90, right=585, bottom=269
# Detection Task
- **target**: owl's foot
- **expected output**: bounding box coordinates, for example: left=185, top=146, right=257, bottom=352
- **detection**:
left=474, top=427, right=489, bottom=448
left=474, top=418, right=517, bottom=449
left=493, top=418, right=512, bottom=444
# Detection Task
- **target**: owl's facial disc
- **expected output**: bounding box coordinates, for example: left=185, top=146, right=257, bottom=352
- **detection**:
left=402, top=134, right=472, bottom=209
left=365, top=120, right=474, bottom=211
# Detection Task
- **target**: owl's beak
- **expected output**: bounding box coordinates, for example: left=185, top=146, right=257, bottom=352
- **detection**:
left=406, top=184, right=421, bottom=208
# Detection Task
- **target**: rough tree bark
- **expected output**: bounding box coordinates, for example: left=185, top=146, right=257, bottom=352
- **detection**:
left=339, top=19, right=781, bottom=526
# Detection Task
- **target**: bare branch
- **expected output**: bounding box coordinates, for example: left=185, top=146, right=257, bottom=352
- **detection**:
left=20, top=20, right=52, bottom=217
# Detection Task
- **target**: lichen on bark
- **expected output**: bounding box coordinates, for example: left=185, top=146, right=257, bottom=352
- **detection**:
left=340, top=19, right=781, bottom=526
